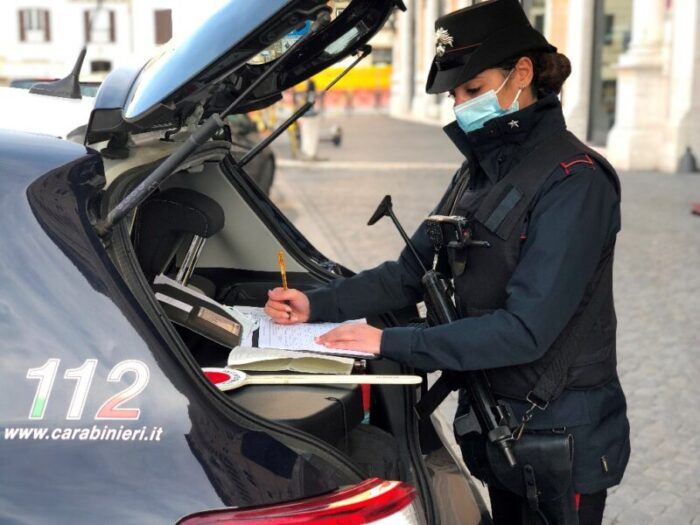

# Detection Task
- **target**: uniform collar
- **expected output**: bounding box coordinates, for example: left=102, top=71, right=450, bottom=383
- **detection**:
left=443, top=94, right=567, bottom=183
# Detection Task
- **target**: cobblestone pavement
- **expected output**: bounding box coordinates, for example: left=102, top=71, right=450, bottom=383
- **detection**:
left=271, top=114, right=700, bottom=524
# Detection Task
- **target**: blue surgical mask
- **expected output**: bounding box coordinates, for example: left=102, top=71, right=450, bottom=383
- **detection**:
left=454, top=70, right=523, bottom=134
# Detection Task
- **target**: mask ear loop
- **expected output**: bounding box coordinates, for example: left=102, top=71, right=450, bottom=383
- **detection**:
left=495, top=69, right=515, bottom=95
left=496, top=69, right=523, bottom=110
left=511, top=87, right=523, bottom=108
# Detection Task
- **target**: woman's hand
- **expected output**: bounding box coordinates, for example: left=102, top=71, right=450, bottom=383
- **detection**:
left=315, top=324, right=383, bottom=355
left=265, top=288, right=310, bottom=325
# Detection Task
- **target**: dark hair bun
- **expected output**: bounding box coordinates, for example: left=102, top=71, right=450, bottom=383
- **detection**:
left=534, top=52, right=571, bottom=96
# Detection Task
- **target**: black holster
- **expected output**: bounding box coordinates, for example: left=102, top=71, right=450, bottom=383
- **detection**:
left=486, top=432, right=574, bottom=514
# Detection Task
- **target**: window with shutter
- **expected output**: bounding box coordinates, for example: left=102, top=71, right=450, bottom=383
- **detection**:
left=86, top=8, right=116, bottom=44
left=154, top=9, right=172, bottom=45
left=18, top=8, right=51, bottom=43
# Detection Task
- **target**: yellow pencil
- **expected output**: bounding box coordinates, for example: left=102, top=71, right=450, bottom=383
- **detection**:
left=278, top=250, right=288, bottom=290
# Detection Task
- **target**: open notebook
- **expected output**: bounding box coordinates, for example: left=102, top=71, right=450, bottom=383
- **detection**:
left=227, top=346, right=355, bottom=374
left=226, top=306, right=377, bottom=360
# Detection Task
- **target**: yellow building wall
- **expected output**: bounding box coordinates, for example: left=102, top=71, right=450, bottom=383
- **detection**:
left=548, top=0, right=570, bottom=53
left=296, top=65, right=393, bottom=91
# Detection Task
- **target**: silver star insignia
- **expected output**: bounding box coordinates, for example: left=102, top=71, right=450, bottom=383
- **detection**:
left=508, top=120, right=520, bottom=129
left=435, top=27, right=454, bottom=57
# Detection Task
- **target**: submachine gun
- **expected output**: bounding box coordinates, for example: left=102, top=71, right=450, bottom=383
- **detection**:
left=368, top=195, right=517, bottom=467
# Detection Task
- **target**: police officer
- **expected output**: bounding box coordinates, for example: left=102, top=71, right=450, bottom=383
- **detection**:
left=265, top=0, right=630, bottom=523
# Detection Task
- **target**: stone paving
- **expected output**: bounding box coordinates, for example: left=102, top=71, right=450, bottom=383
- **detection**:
left=271, top=113, right=700, bottom=523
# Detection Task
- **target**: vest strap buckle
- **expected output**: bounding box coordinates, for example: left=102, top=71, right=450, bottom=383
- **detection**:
left=513, top=392, right=550, bottom=441
left=525, top=391, right=549, bottom=411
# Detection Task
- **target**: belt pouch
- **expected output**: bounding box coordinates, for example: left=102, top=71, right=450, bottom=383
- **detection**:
left=485, top=433, right=574, bottom=504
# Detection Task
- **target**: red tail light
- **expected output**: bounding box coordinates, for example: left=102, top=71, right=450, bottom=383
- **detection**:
left=178, top=478, right=420, bottom=525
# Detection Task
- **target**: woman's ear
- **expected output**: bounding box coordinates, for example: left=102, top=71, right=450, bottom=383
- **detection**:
left=514, top=56, right=534, bottom=90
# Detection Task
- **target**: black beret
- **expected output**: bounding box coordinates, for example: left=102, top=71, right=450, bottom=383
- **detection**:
left=426, top=0, right=556, bottom=94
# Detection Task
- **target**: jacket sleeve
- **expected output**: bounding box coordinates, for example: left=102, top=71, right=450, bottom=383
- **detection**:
left=306, top=221, right=433, bottom=322
left=306, top=168, right=466, bottom=322
left=380, top=164, right=621, bottom=371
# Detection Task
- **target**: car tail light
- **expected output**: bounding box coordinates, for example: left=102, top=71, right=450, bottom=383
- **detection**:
left=178, top=478, right=421, bottom=525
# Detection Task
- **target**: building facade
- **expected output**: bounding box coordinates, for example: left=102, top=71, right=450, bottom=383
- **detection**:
left=2, top=0, right=695, bottom=172
left=390, top=0, right=699, bottom=173
left=0, top=0, right=185, bottom=82
left=0, top=0, right=256, bottom=81
left=0, top=0, right=394, bottom=109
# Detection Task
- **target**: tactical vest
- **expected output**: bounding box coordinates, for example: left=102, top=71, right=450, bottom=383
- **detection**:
left=445, top=130, right=621, bottom=401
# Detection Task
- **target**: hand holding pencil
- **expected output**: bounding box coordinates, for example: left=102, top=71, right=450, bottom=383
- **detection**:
left=264, top=250, right=310, bottom=324
left=265, top=287, right=310, bottom=324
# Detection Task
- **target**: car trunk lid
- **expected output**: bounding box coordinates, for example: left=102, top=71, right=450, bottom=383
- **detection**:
left=85, top=0, right=403, bottom=144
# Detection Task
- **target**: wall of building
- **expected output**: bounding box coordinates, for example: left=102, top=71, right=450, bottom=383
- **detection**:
left=0, top=0, right=225, bottom=83
left=391, top=0, right=699, bottom=172
left=390, top=0, right=473, bottom=123
left=390, top=0, right=578, bottom=125
left=2, top=0, right=697, bottom=172
left=0, top=0, right=395, bottom=109
left=1, top=0, right=128, bottom=80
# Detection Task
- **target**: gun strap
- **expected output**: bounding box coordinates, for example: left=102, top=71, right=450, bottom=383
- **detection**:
left=436, top=163, right=471, bottom=217
left=527, top=246, right=614, bottom=406
left=415, top=371, right=460, bottom=420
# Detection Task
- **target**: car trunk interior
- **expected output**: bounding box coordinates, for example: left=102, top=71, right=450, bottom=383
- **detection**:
left=103, top=147, right=423, bottom=487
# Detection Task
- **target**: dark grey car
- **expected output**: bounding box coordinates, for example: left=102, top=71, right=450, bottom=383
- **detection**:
left=0, top=1, right=490, bottom=523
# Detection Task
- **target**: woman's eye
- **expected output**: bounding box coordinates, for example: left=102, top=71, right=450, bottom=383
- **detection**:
left=466, top=87, right=481, bottom=95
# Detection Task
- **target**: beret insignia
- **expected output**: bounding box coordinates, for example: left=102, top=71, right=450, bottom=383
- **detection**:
left=435, top=27, right=454, bottom=57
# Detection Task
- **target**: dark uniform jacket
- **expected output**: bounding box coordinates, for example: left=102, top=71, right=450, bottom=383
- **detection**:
left=307, top=95, right=630, bottom=494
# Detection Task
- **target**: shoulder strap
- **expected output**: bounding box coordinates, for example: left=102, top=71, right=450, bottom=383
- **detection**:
left=438, top=162, right=472, bottom=216
left=473, top=130, right=605, bottom=240
left=527, top=246, right=615, bottom=406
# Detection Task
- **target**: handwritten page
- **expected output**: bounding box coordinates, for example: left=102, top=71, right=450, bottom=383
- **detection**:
left=223, top=305, right=261, bottom=346
left=233, top=306, right=376, bottom=360
left=230, top=306, right=269, bottom=323
left=228, top=347, right=354, bottom=374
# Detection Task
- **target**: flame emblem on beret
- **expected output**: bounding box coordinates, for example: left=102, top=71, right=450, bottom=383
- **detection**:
left=435, top=27, right=454, bottom=57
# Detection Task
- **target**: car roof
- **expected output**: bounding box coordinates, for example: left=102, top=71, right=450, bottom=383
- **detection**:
left=0, top=87, right=95, bottom=140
